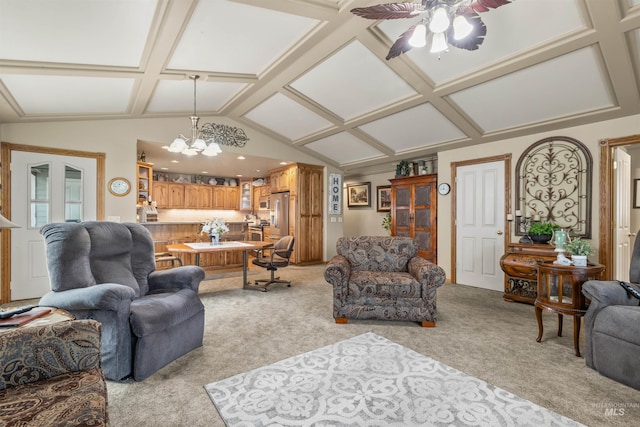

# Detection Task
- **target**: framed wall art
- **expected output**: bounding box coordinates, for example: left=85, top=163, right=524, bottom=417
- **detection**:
left=346, top=182, right=371, bottom=208
left=377, top=185, right=391, bottom=212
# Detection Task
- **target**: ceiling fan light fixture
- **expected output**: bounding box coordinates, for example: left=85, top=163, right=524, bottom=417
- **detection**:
left=428, top=7, right=450, bottom=33
left=182, top=148, right=198, bottom=156
left=430, top=32, right=448, bottom=53
left=408, top=23, right=427, bottom=47
left=453, top=15, right=473, bottom=40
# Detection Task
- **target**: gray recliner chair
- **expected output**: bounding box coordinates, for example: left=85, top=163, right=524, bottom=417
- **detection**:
left=582, top=235, right=640, bottom=390
left=39, top=221, right=206, bottom=381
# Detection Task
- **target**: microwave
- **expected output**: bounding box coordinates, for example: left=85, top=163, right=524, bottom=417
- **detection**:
left=258, top=196, right=270, bottom=210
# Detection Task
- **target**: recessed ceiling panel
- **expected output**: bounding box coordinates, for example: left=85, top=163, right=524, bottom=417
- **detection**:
left=0, top=75, right=133, bottom=114
left=359, top=103, right=466, bottom=153
left=290, top=41, right=417, bottom=120
left=147, top=79, right=247, bottom=113
left=448, top=47, right=615, bottom=133
left=305, top=132, right=384, bottom=164
left=168, top=0, right=318, bottom=75
left=0, top=0, right=156, bottom=67
left=377, top=0, right=586, bottom=84
left=244, top=93, right=333, bottom=141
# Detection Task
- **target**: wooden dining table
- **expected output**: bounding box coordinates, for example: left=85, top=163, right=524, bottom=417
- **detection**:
left=166, top=241, right=273, bottom=290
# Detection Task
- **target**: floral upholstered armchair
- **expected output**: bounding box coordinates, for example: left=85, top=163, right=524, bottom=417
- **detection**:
left=324, top=236, right=446, bottom=327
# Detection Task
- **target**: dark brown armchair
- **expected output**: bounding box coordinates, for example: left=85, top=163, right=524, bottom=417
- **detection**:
left=251, top=236, right=295, bottom=291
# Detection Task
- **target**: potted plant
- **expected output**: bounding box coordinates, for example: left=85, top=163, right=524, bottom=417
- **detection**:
left=381, top=212, right=392, bottom=235
left=565, top=238, right=593, bottom=267
left=527, top=221, right=559, bottom=244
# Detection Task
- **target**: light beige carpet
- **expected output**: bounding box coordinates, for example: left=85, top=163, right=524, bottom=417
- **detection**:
left=106, top=265, right=640, bottom=426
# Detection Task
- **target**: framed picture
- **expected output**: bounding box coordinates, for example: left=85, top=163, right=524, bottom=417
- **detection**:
left=634, top=179, right=640, bottom=208
left=377, top=185, right=391, bottom=212
left=346, top=182, right=371, bottom=208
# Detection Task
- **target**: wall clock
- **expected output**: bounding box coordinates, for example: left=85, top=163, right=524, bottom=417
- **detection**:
left=438, top=183, right=451, bottom=195
left=108, top=177, right=131, bottom=196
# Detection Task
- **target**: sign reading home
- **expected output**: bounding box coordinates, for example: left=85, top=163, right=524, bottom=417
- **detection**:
left=329, top=174, right=342, bottom=215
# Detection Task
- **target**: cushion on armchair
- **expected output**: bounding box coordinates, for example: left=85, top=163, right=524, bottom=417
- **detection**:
left=0, top=320, right=108, bottom=425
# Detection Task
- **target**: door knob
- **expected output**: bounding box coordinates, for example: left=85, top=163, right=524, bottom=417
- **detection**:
left=497, top=230, right=503, bottom=235
left=630, top=233, right=637, bottom=237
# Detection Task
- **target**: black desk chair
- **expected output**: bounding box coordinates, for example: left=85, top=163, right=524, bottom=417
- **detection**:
left=251, top=236, right=294, bottom=291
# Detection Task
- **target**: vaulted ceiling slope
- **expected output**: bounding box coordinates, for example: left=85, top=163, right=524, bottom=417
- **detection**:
left=1, top=0, right=639, bottom=176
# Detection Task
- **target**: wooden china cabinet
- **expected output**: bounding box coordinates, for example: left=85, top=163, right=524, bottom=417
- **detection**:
left=390, top=174, right=437, bottom=263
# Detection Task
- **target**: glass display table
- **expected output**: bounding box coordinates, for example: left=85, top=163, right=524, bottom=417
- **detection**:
left=535, top=261, right=604, bottom=356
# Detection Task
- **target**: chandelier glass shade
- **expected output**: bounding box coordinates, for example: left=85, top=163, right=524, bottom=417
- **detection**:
left=168, top=75, right=248, bottom=157
left=351, top=0, right=513, bottom=60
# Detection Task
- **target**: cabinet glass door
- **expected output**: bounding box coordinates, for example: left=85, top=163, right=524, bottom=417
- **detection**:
left=394, top=186, right=411, bottom=236
left=414, top=183, right=432, bottom=252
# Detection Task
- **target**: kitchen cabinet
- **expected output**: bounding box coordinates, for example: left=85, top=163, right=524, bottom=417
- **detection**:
left=226, top=187, right=239, bottom=209
left=137, top=162, right=152, bottom=205
left=153, top=182, right=169, bottom=208
left=239, top=179, right=252, bottom=211
left=270, top=167, right=291, bottom=193
left=253, top=184, right=270, bottom=211
left=153, top=181, right=239, bottom=210
left=390, top=174, right=437, bottom=263
left=267, top=163, right=323, bottom=265
left=184, top=185, right=212, bottom=209
left=153, top=182, right=185, bottom=209
left=168, top=184, right=185, bottom=208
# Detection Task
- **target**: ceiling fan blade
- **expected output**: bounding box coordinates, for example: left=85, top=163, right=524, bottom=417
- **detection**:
left=460, top=0, right=512, bottom=14
left=351, top=3, right=425, bottom=20
left=386, top=23, right=417, bottom=60
left=446, top=13, right=487, bottom=50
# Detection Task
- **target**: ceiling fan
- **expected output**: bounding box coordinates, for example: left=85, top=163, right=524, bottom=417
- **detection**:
left=351, top=0, right=513, bottom=60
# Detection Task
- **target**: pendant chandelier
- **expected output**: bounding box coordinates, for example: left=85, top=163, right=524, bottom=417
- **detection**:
left=351, top=0, right=513, bottom=60
left=168, top=75, right=249, bottom=157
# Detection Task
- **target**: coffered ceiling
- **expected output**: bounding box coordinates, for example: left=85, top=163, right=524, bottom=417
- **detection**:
left=1, top=0, right=639, bottom=177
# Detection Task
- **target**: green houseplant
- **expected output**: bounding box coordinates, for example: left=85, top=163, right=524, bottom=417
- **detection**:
left=565, top=238, right=593, bottom=267
left=381, top=212, right=392, bottom=235
left=527, top=221, right=559, bottom=243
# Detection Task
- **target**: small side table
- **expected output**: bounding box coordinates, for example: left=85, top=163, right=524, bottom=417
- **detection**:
left=535, top=261, right=604, bottom=356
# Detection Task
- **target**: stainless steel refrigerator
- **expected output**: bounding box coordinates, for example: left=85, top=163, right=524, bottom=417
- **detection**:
left=269, top=192, right=289, bottom=242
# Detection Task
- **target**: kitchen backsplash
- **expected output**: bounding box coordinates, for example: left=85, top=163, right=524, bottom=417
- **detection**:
left=157, top=209, right=270, bottom=223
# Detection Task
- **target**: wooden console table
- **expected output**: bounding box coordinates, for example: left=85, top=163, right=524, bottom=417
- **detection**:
left=500, top=243, right=557, bottom=304
left=535, top=262, right=604, bottom=356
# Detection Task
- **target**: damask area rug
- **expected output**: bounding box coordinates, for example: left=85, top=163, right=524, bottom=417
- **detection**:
left=205, top=332, right=584, bottom=426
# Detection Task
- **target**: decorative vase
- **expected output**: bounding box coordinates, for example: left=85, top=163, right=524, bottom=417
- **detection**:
left=210, top=233, right=220, bottom=246
left=572, top=255, right=587, bottom=267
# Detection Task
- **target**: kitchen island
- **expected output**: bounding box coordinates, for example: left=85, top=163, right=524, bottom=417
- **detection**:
left=141, top=221, right=254, bottom=270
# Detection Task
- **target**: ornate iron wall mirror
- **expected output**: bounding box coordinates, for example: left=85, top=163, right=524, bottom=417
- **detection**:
left=515, top=136, right=592, bottom=238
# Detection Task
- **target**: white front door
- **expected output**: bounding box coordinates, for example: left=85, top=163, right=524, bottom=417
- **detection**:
left=614, top=148, right=632, bottom=281
left=10, top=151, right=97, bottom=300
left=456, top=160, right=506, bottom=291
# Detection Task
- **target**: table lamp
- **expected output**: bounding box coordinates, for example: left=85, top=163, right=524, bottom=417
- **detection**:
left=0, top=213, right=19, bottom=229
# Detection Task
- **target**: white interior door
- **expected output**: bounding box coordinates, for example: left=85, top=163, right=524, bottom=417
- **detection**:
left=456, top=161, right=505, bottom=291
left=10, top=151, right=97, bottom=300
left=614, top=148, right=632, bottom=281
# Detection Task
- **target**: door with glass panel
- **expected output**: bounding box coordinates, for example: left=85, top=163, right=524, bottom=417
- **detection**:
left=10, top=151, right=97, bottom=300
